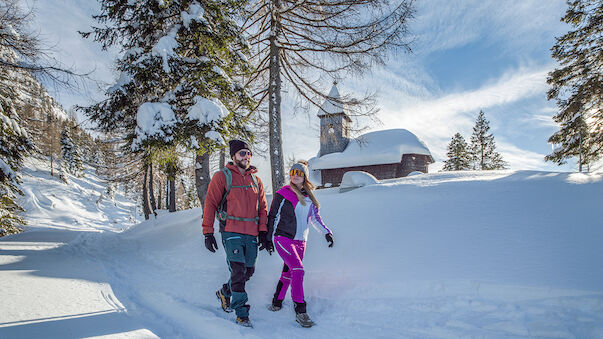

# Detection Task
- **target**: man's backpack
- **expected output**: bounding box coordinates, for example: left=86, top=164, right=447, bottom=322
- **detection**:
left=216, top=167, right=260, bottom=224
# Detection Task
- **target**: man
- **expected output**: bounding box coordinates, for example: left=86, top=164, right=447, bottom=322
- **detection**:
left=202, top=139, right=273, bottom=327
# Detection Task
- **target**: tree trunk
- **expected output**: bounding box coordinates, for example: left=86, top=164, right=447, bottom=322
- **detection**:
left=149, top=163, right=157, bottom=211
left=50, top=154, right=54, bottom=176
left=142, top=163, right=151, bottom=220
left=157, top=178, right=163, bottom=210
left=168, top=178, right=176, bottom=212
left=195, top=151, right=211, bottom=208
left=165, top=181, right=170, bottom=211
left=268, top=0, right=285, bottom=192
left=219, top=148, right=226, bottom=169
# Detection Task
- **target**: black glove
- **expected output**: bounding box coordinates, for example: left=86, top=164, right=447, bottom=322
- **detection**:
left=325, top=233, right=334, bottom=248
left=204, top=233, right=218, bottom=253
left=258, top=231, right=274, bottom=255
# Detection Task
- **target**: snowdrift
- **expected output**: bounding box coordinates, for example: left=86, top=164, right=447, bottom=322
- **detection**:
left=2, top=163, right=603, bottom=338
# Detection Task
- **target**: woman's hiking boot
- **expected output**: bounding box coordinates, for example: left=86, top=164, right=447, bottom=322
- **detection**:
left=295, top=313, right=315, bottom=328
left=268, top=298, right=283, bottom=311
left=294, top=301, right=314, bottom=327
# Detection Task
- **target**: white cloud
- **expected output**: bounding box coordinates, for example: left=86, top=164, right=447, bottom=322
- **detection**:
left=523, top=114, right=559, bottom=128
left=413, top=0, right=568, bottom=55
left=374, top=65, right=551, bottom=161
left=497, top=140, right=551, bottom=170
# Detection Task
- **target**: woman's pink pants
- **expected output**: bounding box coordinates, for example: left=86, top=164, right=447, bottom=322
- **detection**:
left=274, top=236, right=307, bottom=303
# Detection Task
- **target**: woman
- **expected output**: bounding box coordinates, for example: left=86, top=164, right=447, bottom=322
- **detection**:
left=266, top=160, right=334, bottom=328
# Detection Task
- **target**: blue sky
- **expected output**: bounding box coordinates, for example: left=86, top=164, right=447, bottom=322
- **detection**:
left=30, top=0, right=577, bottom=187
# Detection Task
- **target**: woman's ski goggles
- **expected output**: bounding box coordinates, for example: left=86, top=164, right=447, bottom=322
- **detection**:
left=290, top=169, right=305, bottom=177
left=238, top=150, right=252, bottom=157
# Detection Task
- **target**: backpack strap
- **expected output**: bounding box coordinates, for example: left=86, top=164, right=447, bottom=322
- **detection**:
left=250, top=173, right=258, bottom=190
left=216, top=167, right=232, bottom=222
left=216, top=167, right=260, bottom=224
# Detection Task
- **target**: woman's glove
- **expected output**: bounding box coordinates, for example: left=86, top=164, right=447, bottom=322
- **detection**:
left=258, top=231, right=274, bottom=255
left=325, top=233, right=334, bottom=248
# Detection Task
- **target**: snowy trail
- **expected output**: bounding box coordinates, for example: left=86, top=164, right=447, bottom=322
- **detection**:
left=0, top=229, right=157, bottom=338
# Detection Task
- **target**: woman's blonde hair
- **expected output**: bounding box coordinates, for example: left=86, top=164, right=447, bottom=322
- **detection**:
left=289, top=160, right=320, bottom=208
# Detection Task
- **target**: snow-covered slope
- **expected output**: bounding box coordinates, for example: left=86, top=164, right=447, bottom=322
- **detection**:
left=2, top=164, right=602, bottom=338
left=0, top=157, right=154, bottom=338
left=19, top=157, right=136, bottom=232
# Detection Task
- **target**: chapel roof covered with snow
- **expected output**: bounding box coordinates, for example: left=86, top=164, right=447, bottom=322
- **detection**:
left=309, top=128, right=434, bottom=170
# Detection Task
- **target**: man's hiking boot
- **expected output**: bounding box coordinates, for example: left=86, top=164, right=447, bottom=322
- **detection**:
left=295, top=312, right=315, bottom=328
left=216, top=289, right=233, bottom=313
left=236, top=316, right=253, bottom=327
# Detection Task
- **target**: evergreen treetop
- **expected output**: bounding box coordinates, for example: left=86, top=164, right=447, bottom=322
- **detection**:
left=80, top=0, right=255, bottom=154
left=443, top=133, right=471, bottom=171
left=469, top=110, right=507, bottom=170
left=546, top=0, right=602, bottom=167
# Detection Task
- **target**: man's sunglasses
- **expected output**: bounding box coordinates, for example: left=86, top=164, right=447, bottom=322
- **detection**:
left=290, top=169, right=305, bottom=177
left=238, top=150, right=252, bottom=157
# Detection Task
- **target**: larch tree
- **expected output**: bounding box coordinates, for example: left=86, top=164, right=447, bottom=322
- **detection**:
left=443, top=132, right=471, bottom=171
left=546, top=0, right=602, bottom=169
left=469, top=110, right=507, bottom=170
left=242, top=0, right=415, bottom=190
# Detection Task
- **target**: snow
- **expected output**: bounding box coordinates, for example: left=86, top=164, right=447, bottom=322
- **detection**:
left=407, top=170, right=424, bottom=176
left=151, top=27, right=179, bottom=73
left=310, top=128, right=433, bottom=170
left=107, top=72, right=133, bottom=94
left=338, top=171, right=379, bottom=192
left=212, top=65, right=231, bottom=83
left=132, top=102, right=177, bottom=150
left=124, top=47, right=143, bottom=58
left=2, top=158, right=603, bottom=338
left=186, top=96, right=229, bottom=125
left=0, top=23, right=19, bottom=39
left=204, top=130, right=224, bottom=144
left=181, top=2, right=207, bottom=28
left=189, top=135, right=200, bottom=149
left=0, top=157, right=15, bottom=179
left=317, top=84, right=344, bottom=116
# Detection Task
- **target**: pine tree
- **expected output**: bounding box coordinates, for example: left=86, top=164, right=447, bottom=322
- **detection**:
left=0, top=97, right=33, bottom=236
left=80, top=0, right=256, bottom=213
left=546, top=0, right=602, bottom=167
left=60, top=129, right=84, bottom=177
left=469, top=111, right=507, bottom=170
left=443, top=133, right=471, bottom=171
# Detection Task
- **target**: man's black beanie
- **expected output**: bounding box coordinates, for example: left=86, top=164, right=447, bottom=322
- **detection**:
left=229, top=139, right=250, bottom=158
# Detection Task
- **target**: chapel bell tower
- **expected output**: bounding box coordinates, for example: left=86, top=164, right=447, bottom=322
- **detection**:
left=318, top=82, right=352, bottom=156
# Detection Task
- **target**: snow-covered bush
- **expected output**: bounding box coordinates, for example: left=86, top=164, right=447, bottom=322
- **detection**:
left=339, top=171, right=379, bottom=193
left=407, top=171, right=424, bottom=176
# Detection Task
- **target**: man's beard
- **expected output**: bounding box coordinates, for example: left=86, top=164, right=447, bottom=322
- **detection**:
left=234, top=158, right=250, bottom=170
